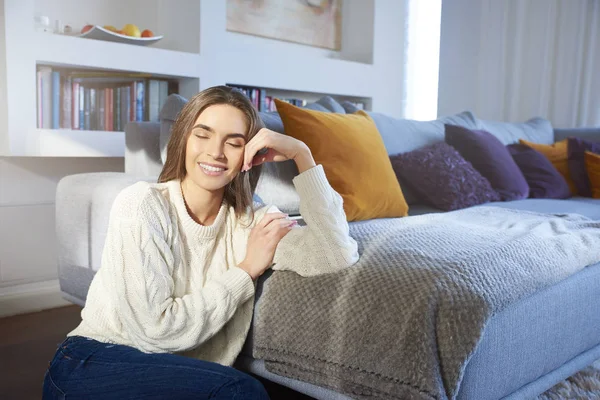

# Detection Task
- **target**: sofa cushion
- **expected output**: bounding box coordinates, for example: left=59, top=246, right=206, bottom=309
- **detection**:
left=445, top=125, right=529, bottom=201
left=519, top=139, right=578, bottom=195
left=585, top=151, right=600, bottom=199
left=364, top=111, right=479, bottom=156
left=478, top=117, right=554, bottom=145
left=507, top=143, right=571, bottom=199
left=274, top=99, right=409, bottom=221
left=390, top=142, right=500, bottom=211
left=567, top=137, right=600, bottom=197
left=304, top=95, right=346, bottom=113
left=340, top=101, right=360, bottom=113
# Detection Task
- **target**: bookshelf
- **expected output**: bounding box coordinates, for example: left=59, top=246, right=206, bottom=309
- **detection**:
left=227, top=84, right=371, bottom=112
left=0, top=0, right=377, bottom=157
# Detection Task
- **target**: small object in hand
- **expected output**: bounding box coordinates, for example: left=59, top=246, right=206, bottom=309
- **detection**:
left=257, top=147, right=269, bottom=155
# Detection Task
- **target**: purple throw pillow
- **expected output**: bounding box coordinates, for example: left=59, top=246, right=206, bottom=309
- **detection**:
left=389, top=142, right=501, bottom=211
left=507, top=144, right=571, bottom=199
left=445, top=124, right=530, bottom=201
left=567, top=137, right=600, bottom=197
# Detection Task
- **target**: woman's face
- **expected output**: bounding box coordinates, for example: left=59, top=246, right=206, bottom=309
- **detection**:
left=184, top=104, right=248, bottom=193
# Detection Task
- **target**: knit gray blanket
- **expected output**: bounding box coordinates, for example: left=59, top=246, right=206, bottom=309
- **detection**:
left=251, top=207, right=600, bottom=400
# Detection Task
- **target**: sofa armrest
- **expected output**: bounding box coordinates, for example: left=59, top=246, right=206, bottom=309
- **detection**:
left=125, top=121, right=163, bottom=176
left=56, top=173, right=156, bottom=303
left=554, top=127, right=600, bottom=143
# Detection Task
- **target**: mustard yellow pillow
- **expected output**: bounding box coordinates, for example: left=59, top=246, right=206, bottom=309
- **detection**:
left=274, top=99, right=408, bottom=221
left=585, top=151, right=600, bottom=199
left=519, top=139, right=578, bottom=195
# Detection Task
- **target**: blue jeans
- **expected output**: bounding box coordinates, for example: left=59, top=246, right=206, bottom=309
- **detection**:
left=42, top=335, right=270, bottom=399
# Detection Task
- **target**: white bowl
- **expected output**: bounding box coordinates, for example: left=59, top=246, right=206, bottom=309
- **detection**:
left=78, top=25, right=163, bottom=46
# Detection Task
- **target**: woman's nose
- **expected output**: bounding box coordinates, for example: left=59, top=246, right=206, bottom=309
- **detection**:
left=207, top=139, right=225, bottom=159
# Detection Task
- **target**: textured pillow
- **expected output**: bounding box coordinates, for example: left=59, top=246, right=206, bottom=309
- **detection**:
left=519, top=139, right=578, bottom=195
left=274, top=99, right=409, bottom=221
left=445, top=124, right=529, bottom=201
left=389, top=142, right=500, bottom=211
left=585, top=151, right=600, bottom=199
left=507, top=144, right=571, bottom=199
left=567, top=137, right=600, bottom=197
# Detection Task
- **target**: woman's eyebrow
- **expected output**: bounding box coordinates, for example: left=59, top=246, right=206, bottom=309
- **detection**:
left=192, top=124, right=247, bottom=141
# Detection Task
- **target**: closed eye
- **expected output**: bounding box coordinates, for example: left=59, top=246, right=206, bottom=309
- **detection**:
left=194, top=134, right=208, bottom=139
left=227, top=143, right=243, bottom=148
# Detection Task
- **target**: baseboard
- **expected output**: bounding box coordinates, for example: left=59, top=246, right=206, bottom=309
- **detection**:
left=0, top=279, right=72, bottom=318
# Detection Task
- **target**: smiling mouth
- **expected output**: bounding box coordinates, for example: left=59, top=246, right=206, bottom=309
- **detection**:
left=198, top=162, right=227, bottom=175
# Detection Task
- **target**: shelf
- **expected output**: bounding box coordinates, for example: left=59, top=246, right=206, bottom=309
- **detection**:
left=206, top=51, right=376, bottom=99
left=32, top=129, right=124, bottom=157
left=34, top=32, right=201, bottom=79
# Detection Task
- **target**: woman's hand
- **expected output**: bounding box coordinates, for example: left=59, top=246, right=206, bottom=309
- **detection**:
left=242, top=128, right=316, bottom=173
left=238, top=212, right=298, bottom=281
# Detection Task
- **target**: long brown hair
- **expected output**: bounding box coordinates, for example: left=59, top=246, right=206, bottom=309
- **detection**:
left=158, top=86, right=264, bottom=221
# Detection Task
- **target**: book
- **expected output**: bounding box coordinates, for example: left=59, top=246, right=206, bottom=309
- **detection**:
left=98, top=90, right=105, bottom=131
left=89, top=88, right=96, bottom=130
left=51, top=71, right=61, bottom=129
left=136, top=81, right=145, bottom=122
left=38, top=67, right=52, bottom=129
left=36, top=70, right=43, bottom=128
left=61, top=76, right=72, bottom=129
left=72, top=81, right=80, bottom=130
left=79, top=86, right=85, bottom=130
left=147, top=80, right=160, bottom=122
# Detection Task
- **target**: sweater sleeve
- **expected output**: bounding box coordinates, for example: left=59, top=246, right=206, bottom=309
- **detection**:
left=105, top=184, right=255, bottom=353
left=269, top=165, right=359, bottom=276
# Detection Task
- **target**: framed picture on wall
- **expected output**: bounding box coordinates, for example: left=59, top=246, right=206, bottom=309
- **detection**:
left=226, top=0, right=342, bottom=50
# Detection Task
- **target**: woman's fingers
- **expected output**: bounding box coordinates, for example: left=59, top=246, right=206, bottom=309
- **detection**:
left=243, top=130, right=267, bottom=170
left=264, top=218, right=298, bottom=238
left=258, top=212, right=288, bottom=229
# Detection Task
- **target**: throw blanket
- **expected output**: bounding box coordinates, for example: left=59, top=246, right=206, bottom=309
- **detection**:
left=251, top=207, right=600, bottom=400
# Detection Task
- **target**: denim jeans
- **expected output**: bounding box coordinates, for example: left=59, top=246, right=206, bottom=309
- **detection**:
left=42, top=335, right=270, bottom=399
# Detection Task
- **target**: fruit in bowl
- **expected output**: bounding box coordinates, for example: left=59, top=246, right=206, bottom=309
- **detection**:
left=141, top=29, right=154, bottom=38
left=81, top=24, right=93, bottom=34
left=121, top=24, right=141, bottom=38
left=103, top=25, right=118, bottom=33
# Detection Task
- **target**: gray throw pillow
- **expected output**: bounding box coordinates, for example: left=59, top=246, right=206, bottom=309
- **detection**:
left=307, top=96, right=346, bottom=113
left=340, top=101, right=360, bottom=114
left=159, top=94, right=188, bottom=164
left=479, top=117, right=554, bottom=145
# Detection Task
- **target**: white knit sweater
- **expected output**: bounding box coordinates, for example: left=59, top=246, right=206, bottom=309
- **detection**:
left=68, top=165, right=359, bottom=366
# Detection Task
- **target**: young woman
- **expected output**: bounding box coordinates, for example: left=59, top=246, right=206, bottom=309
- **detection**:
left=42, top=86, right=359, bottom=399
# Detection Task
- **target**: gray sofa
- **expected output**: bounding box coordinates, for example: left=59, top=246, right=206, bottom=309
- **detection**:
left=56, top=104, right=600, bottom=399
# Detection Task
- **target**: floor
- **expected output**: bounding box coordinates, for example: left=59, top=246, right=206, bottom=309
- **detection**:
left=0, top=304, right=314, bottom=400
